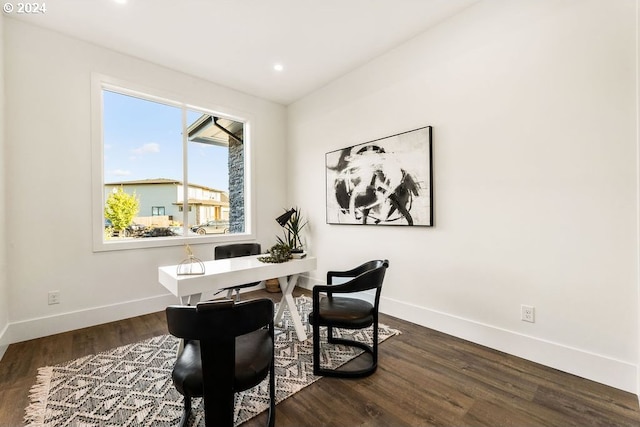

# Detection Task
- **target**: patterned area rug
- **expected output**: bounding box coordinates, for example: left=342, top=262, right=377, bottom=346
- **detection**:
left=24, top=295, right=400, bottom=426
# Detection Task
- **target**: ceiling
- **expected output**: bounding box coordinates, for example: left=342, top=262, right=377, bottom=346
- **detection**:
left=9, top=0, right=478, bottom=105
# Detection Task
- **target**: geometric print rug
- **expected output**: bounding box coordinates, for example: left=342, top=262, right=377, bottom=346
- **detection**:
left=24, top=295, right=401, bottom=426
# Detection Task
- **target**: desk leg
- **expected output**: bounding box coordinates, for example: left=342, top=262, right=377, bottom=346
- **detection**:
left=180, top=293, right=201, bottom=305
left=274, top=274, right=307, bottom=341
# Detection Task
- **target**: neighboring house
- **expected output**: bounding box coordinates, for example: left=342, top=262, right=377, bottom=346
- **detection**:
left=104, top=178, right=229, bottom=227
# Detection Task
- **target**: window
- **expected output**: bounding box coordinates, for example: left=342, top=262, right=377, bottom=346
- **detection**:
left=92, top=75, right=253, bottom=251
left=151, top=206, right=165, bottom=216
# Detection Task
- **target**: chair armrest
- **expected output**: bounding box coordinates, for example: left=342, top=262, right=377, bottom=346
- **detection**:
left=312, top=283, right=334, bottom=295
left=312, top=280, right=375, bottom=320
left=312, top=284, right=332, bottom=311
left=327, top=269, right=359, bottom=285
left=313, top=279, right=375, bottom=297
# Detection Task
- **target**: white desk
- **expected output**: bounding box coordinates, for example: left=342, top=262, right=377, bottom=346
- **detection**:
left=158, top=255, right=317, bottom=341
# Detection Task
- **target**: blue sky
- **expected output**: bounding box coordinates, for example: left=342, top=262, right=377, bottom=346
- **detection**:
left=103, top=90, right=230, bottom=192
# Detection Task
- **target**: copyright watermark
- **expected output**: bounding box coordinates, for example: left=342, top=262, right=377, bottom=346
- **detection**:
left=3, top=2, right=47, bottom=14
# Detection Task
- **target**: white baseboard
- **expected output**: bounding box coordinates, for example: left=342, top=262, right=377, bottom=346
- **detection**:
left=0, top=284, right=271, bottom=354
left=299, top=282, right=636, bottom=393
left=1, top=293, right=179, bottom=347
left=3, top=285, right=636, bottom=395
left=0, top=322, right=8, bottom=361
left=379, top=296, right=637, bottom=394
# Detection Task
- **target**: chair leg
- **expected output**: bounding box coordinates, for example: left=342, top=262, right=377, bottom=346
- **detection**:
left=178, top=395, right=191, bottom=427
left=267, top=359, right=276, bottom=427
left=312, top=320, right=321, bottom=376
left=316, top=323, right=378, bottom=378
left=372, top=318, right=378, bottom=367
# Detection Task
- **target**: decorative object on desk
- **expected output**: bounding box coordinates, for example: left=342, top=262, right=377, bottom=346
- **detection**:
left=275, top=207, right=307, bottom=253
left=326, top=126, right=433, bottom=227
left=24, top=296, right=401, bottom=427
left=258, top=243, right=291, bottom=263
left=176, top=244, right=205, bottom=275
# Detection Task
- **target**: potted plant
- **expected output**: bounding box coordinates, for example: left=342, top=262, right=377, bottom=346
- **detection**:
left=259, top=208, right=308, bottom=290
left=258, top=243, right=292, bottom=291
left=275, top=207, right=307, bottom=254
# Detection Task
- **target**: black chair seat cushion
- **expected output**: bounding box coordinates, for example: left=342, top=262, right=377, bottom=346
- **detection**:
left=310, top=296, right=374, bottom=329
left=235, top=329, right=273, bottom=389
left=172, top=329, right=273, bottom=396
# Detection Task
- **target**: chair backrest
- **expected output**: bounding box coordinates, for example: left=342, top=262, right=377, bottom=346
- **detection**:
left=344, top=260, right=388, bottom=292
left=215, top=243, right=261, bottom=260
left=166, top=298, right=273, bottom=341
left=166, top=298, right=274, bottom=426
left=327, top=259, right=388, bottom=285
left=327, top=260, right=389, bottom=308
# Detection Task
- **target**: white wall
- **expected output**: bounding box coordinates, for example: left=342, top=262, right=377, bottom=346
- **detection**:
left=637, top=0, right=640, bottom=401
left=0, top=14, right=9, bottom=360
left=1, top=18, right=287, bottom=344
left=288, top=0, right=638, bottom=392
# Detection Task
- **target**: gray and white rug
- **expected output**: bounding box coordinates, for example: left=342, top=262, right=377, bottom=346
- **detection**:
left=25, top=296, right=401, bottom=426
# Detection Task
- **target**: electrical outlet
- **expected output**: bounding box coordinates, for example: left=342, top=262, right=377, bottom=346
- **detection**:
left=48, top=290, right=60, bottom=305
left=521, top=305, right=535, bottom=323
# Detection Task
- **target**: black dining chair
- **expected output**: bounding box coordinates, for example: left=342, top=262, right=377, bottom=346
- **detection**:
left=309, top=259, right=389, bottom=378
left=214, top=243, right=262, bottom=301
left=166, top=298, right=275, bottom=427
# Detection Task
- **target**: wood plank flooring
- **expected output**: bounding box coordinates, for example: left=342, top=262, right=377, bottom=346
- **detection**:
left=1, top=288, right=639, bottom=426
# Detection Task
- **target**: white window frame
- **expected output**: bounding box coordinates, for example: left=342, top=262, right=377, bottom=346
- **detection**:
left=91, top=74, right=255, bottom=252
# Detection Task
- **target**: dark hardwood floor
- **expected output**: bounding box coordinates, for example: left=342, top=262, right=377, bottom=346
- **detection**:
left=1, top=288, right=639, bottom=426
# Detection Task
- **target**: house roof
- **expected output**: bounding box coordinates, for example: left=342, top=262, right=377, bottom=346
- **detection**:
left=187, top=115, right=243, bottom=147
left=105, top=178, right=227, bottom=194
left=175, top=198, right=229, bottom=208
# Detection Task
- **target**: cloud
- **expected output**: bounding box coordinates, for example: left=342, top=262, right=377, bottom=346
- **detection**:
left=110, top=169, right=132, bottom=176
left=131, top=142, right=160, bottom=155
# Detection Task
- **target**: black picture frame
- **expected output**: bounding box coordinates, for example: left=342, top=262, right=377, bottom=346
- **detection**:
left=325, top=126, right=433, bottom=227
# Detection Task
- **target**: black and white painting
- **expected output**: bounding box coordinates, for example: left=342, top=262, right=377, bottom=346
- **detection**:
left=326, top=126, right=433, bottom=226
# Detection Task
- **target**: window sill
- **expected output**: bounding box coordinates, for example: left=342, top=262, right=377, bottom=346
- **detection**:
left=92, top=232, right=256, bottom=252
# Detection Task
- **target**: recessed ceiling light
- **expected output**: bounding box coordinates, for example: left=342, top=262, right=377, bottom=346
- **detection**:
left=273, top=63, right=284, bottom=72
left=114, top=0, right=127, bottom=4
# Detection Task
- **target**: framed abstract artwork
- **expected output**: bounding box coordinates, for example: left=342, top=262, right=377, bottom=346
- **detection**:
left=325, top=126, right=433, bottom=226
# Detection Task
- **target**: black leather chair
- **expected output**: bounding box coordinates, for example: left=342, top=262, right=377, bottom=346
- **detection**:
left=214, top=243, right=262, bottom=300
left=309, top=259, right=389, bottom=378
left=166, top=298, right=275, bottom=427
